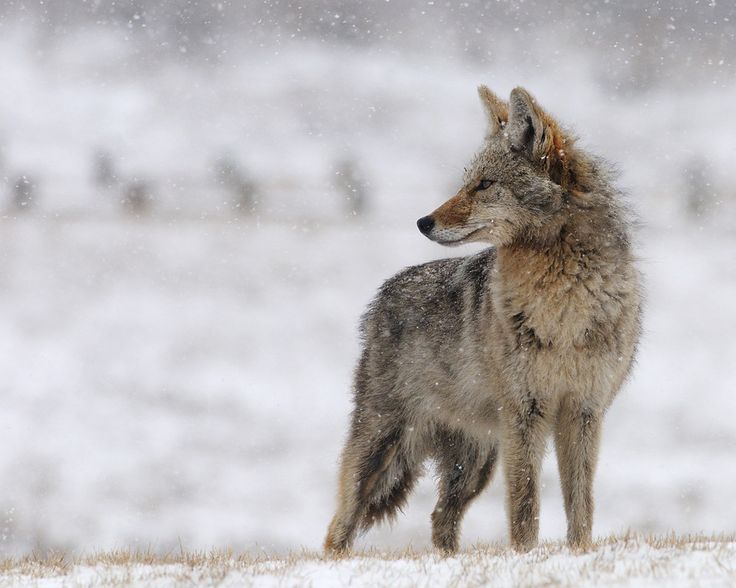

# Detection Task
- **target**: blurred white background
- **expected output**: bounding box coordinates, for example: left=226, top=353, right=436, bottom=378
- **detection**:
left=0, top=0, right=735, bottom=555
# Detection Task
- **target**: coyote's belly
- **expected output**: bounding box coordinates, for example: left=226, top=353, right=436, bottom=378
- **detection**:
left=417, top=355, right=503, bottom=442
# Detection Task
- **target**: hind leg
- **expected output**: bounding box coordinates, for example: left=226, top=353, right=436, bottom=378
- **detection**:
left=431, top=429, right=498, bottom=554
left=324, top=412, right=419, bottom=555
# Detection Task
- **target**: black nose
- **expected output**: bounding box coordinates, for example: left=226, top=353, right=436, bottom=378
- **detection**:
left=417, top=215, right=435, bottom=235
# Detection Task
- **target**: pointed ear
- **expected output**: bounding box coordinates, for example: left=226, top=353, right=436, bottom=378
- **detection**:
left=507, top=86, right=549, bottom=156
left=507, top=87, right=573, bottom=185
left=477, top=85, right=508, bottom=136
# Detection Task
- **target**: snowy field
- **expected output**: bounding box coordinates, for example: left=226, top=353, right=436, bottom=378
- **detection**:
left=0, top=535, right=735, bottom=587
left=1, top=2, right=736, bottom=571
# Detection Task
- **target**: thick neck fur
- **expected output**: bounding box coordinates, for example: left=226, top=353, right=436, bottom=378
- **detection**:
left=493, top=193, right=632, bottom=350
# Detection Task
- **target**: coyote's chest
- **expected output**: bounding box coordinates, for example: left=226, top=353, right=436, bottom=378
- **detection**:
left=493, top=246, right=628, bottom=400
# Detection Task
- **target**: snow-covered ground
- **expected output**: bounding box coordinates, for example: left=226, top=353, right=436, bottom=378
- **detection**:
left=0, top=17, right=735, bottom=560
left=1, top=535, right=734, bottom=587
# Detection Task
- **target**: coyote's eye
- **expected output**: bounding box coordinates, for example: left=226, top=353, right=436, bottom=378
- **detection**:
left=477, top=179, right=495, bottom=191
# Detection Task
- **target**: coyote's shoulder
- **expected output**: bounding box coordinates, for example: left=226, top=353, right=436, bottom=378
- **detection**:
left=326, top=85, right=641, bottom=556
left=364, top=248, right=496, bottom=332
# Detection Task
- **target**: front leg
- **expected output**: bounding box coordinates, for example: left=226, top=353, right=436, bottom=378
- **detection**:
left=503, top=397, right=550, bottom=551
left=554, top=397, right=602, bottom=549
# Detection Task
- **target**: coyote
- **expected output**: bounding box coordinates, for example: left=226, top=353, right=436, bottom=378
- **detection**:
left=324, top=86, right=642, bottom=555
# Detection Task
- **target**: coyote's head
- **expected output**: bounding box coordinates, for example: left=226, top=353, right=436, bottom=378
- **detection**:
left=418, top=86, right=576, bottom=247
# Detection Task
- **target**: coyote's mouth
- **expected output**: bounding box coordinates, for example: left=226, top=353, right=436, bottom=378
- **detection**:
left=433, top=224, right=488, bottom=245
